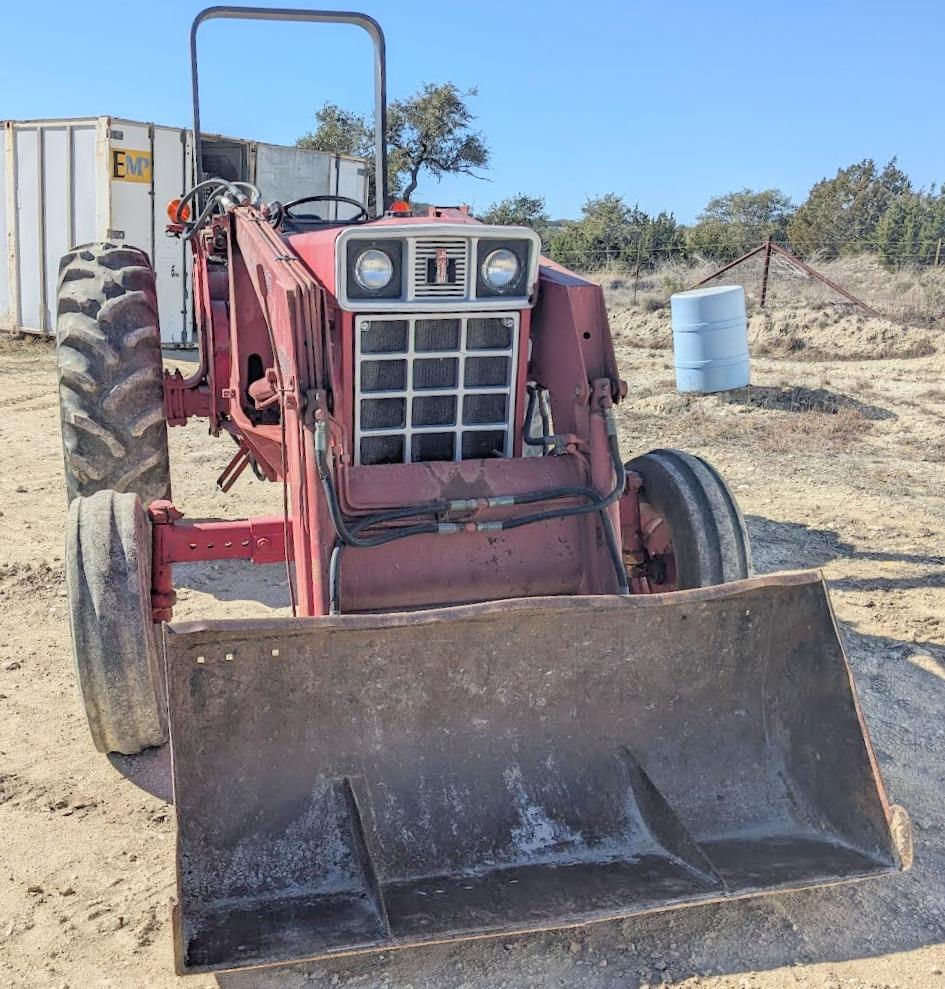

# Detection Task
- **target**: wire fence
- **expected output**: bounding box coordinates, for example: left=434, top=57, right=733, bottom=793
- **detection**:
left=546, top=240, right=945, bottom=268
left=567, top=242, right=945, bottom=326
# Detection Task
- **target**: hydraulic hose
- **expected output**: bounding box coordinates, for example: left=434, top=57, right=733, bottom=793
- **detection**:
left=327, top=506, right=442, bottom=613
left=315, top=420, right=624, bottom=540
left=315, top=409, right=631, bottom=611
left=523, top=384, right=568, bottom=453
left=176, top=178, right=262, bottom=241
left=314, top=423, right=442, bottom=549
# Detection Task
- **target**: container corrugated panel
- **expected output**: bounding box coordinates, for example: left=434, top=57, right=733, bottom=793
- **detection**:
left=253, top=143, right=367, bottom=220
left=1, top=117, right=192, bottom=344
left=2, top=117, right=368, bottom=346
left=670, top=285, right=750, bottom=393
left=0, top=124, right=9, bottom=326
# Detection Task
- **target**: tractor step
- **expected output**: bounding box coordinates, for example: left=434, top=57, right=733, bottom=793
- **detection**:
left=163, top=571, right=910, bottom=974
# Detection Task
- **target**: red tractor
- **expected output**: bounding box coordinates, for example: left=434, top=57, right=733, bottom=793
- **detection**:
left=56, top=6, right=909, bottom=976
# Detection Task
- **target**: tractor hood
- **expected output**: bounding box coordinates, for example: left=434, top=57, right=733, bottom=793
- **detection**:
left=285, top=211, right=540, bottom=311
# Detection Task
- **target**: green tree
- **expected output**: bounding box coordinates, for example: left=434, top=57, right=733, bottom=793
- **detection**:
left=687, top=188, right=794, bottom=258
left=479, top=193, right=549, bottom=230
left=646, top=210, right=688, bottom=261
left=788, top=159, right=911, bottom=258
left=297, top=82, right=490, bottom=204
left=547, top=194, right=684, bottom=270
left=297, top=103, right=371, bottom=158
left=875, top=187, right=945, bottom=267
left=388, top=83, right=489, bottom=202
left=548, top=194, right=643, bottom=268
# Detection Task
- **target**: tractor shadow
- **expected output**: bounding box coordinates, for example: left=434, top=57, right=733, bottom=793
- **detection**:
left=746, top=514, right=945, bottom=589
left=109, top=745, right=172, bottom=804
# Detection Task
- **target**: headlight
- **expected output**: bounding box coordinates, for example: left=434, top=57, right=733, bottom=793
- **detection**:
left=353, top=248, right=395, bottom=291
left=480, top=248, right=520, bottom=291
left=346, top=240, right=403, bottom=300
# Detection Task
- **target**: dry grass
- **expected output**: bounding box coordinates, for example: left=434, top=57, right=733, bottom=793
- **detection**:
left=748, top=308, right=937, bottom=361
left=602, top=264, right=941, bottom=363
left=616, top=385, right=873, bottom=457
left=922, top=438, right=945, bottom=462
left=679, top=401, right=869, bottom=453
left=596, top=253, right=945, bottom=328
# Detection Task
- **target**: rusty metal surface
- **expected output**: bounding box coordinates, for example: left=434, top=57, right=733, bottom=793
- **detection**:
left=689, top=239, right=880, bottom=317
left=164, top=571, right=908, bottom=974
left=768, top=242, right=881, bottom=316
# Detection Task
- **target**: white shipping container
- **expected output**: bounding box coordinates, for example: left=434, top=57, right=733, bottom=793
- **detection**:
left=2, top=117, right=367, bottom=345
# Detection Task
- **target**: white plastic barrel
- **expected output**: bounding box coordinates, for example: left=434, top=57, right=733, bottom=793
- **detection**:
left=670, top=285, right=749, bottom=393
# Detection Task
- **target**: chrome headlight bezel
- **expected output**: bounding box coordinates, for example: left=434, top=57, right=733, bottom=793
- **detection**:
left=475, top=238, right=530, bottom=298
left=479, top=248, right=521, bottom=292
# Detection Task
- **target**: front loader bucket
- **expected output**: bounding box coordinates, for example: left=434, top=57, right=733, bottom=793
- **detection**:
left=163, top=570, right=910, bottom=974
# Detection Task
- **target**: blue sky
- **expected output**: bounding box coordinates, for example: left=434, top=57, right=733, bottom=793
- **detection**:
left=3, top=0, right=943, bottom=222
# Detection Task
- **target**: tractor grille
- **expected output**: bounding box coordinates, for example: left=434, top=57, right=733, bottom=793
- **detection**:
left=355, top=313, right=519, bottom=465
left=412, top=238, right=468, bottom=299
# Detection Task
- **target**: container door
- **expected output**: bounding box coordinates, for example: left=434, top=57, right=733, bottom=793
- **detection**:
left=151, top=127, right=190, bottom=346
left=0, top=124, right=9, bottom=329
left=107, top=120, right=154, bottom=257
left=11, top=125, right=42, bottom=332
left=71, top=124, right=99, bottom=248
left=11, top=120, right=101, bottom=336
left=253, top=143, right=332, bottom=209
left=39, top=125, right=73, bottom=336
left=333, top=155, right=369, bottom=219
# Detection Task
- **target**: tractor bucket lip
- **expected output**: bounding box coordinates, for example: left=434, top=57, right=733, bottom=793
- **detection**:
left=171, top=860, right=906, bottom=978
left=167, top=567, right=825, bottom=635
left=164, top=569, right=911, bottom=975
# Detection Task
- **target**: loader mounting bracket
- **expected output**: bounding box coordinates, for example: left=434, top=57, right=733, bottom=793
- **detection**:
left=164, top=368, right=212, bottom=426
left=148, top=502, right=292, bottom=622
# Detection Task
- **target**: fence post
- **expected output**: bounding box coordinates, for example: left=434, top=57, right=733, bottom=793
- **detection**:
left=935, top=238, right=942, bottom=267
left=759, top=235, right=773, bottom=307
left=632, top=235, right=644, bottom=303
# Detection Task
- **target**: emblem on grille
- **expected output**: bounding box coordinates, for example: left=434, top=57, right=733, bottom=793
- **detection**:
left=428, top=247, right=455, bottom=286
left=435, top=247, right=449, bottom=284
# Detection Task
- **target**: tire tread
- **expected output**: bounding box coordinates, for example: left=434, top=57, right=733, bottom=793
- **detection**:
left=55, top=242, right=170, bottom=504
left=628, top=448, right=752, bottom=588
left=67, top=490, right=166, bottom=754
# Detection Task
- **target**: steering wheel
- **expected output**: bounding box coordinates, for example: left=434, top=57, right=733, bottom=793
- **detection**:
left=281, top=194, right=369, bottom=224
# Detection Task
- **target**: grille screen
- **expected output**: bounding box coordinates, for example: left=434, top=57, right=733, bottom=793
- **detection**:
left=413, top=239, right=468, bottom=299
left=361, top=320, right=408, bottom=354
left=355, top=314, right=518, bottom=465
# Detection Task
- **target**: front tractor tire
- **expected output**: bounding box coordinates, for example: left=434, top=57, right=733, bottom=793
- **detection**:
left=627, top=448, right=752, bottom=591
left=56, top=242, right=170, bottom=505
left=66, top=490, right=167, bottom=755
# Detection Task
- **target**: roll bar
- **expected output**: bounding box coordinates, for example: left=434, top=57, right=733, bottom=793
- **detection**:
left=190, top=6, right=388, bottom=215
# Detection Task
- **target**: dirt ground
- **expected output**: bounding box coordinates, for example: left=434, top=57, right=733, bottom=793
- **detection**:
left=0, top=300, right=943, bottom=988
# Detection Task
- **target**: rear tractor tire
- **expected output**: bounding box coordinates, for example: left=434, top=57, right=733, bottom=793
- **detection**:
left=56, top=242, right=170, bottom=505
left=626, top=448, right=752, bottom=591
left=66, top=489, right=167, bottom=755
